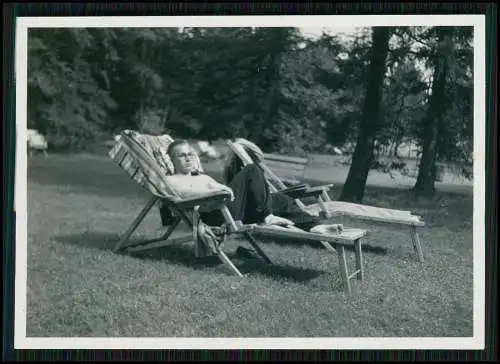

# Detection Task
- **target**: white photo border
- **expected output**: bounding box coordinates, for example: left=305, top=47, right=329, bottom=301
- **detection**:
left=14, top=15, right=486, bottom=350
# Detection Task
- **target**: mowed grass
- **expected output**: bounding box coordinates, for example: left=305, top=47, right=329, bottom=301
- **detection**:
left=26, top=154, right=474, bottom=337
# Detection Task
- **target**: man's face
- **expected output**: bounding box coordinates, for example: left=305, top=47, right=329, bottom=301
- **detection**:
left=170, top=143, right=197, bottom=174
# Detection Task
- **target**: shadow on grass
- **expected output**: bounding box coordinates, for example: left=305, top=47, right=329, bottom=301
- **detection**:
left=28, top=155, right=152, bottom=198
left=55, top=231, right=325, bottom=284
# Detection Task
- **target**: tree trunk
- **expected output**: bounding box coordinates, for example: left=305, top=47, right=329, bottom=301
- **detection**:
left=251, top=29, right=290, bottom=147
left=262, top=53, right=282, bottom=146
left=161, top=97, right=171, bottom=132
left=413, top=28, right=453, bottom=195
left=339, top=27, right=391, bottom=203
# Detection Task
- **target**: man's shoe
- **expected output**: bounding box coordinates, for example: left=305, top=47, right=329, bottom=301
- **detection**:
left=236, top=246, right=260, bottom=260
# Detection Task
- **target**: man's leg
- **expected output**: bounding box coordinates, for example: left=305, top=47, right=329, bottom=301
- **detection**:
left=225, top=164, right=322, bottom=229
left=198, top=164, right=271, bottom=227
left=223, top=164, right=276, bottom=260
left=226, top=164, right=273, bottom=224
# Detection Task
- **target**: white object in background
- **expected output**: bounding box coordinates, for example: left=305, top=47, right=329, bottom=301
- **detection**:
left=197, top=141, right=210, bottom=153
left=27, top=129, right=48, bottom=156
left=196, top=141, right=220, bottom=159
left=332, top=147, right=343, bottom=155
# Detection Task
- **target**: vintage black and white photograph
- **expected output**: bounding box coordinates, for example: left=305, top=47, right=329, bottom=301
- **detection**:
left=15, top=15, right=485, bottom=349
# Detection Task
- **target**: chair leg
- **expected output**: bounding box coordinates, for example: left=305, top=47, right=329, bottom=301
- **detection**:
left=411, top=226, right=424, bottom=263
left=113, top=196, right=158, bottom=252
left=217, top=250, right=245, bottom=277
left=192, top=206, right=202, bottom=258
left=244, top=233, right=273, bottom=265
left=320, top=241, right=352, bottom=294
left=337, top=246, right=352, bottom=294
left=124, top=218, right=181, bottom=253
left=218, top=204, right=269, bottom=271
left=317, top=198, right=331, bottom=218
left=319, top=240, right=337, bottom=254
left=187, top=206, right=246, bottom=276
left=178, top=209, right=195, bottom=228
left=354, top=239, right=364, bottom=280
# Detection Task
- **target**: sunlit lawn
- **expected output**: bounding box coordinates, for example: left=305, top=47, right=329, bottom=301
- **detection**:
left=26, top=153, right=473, bottom=337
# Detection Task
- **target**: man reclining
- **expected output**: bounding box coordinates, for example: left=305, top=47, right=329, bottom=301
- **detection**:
left=161, top=139, right=336, bottom=262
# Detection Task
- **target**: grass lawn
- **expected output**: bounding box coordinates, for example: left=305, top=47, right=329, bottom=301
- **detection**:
left=25, top=153, right=474, bottom=337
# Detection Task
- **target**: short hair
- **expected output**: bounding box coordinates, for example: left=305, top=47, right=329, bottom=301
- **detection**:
left=166, top=139, right=189, bottom=158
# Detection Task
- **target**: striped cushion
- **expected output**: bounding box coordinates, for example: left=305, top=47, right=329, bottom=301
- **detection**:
left=109, top=130, right=203, bottom=200
left=234, top=138, right=265, bottom=161
left=231, top=138, right=425, bottom=227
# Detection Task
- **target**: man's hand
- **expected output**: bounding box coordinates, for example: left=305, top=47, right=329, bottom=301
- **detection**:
left=222, top=186, right=235, bottom=201
left=264, top=214, right=295, bottom=227
left=208, top=181, right=234, bottom=201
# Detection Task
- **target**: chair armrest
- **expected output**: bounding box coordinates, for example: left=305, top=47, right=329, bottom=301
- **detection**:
left=282, top=177, right=303, bottom=187
left=279, top=183, right=311, bottom=196
left=287, top=184, right=333, bottom=199
left=293, top=184, right=334, bottom=199
left=169, top=192, right=231, bottom=210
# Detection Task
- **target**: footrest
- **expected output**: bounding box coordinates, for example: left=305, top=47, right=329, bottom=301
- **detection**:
left=316, top=227, right=368, bottom=246
left=251, top=224, right=367, bottom=247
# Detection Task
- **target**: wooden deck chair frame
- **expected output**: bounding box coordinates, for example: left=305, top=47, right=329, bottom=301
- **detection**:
left=112, top=192, right=263, bottom=279
left=226, top=139, right=426, bottom=263
left=110, top=131, right=367, bottom=294
left=114, top=193, right=367, bottom=294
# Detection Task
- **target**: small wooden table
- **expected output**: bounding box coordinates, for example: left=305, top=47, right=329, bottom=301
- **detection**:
left=250, top=225, right=368, bottom=294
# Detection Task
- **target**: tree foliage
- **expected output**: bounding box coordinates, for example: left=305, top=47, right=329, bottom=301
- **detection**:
left=339, top=27, right=392, bottom=202
left=27, top=25, right=474, bottom=198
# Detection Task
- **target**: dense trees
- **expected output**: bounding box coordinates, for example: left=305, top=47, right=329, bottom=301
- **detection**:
left=27, top=25, right=473, bottom=201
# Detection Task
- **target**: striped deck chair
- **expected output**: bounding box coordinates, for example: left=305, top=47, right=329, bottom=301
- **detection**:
left=226, top=138, right=426, bottom=263
left=108, top=130, right=231, bottom=257
left=109, top=130, right=369, bottom=294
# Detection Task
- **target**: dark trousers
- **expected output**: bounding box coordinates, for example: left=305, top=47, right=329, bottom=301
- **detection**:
left=197, top=164, right=321, bottom=230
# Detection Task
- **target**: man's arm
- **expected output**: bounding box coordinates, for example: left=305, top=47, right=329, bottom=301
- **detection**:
left=165, top=174, right=234, bottom=201
left=204, top=177, right=235, bottom=201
